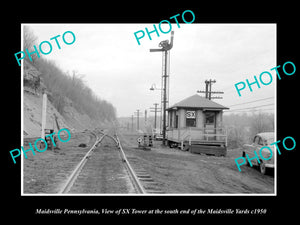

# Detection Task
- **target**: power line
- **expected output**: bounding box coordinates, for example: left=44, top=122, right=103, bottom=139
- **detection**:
left=226, top=103, right=274, bottom=111
left=224, top=107, right=275, bottom=114
left=225, top=103, right=274, bottom=112
left=228, top=97, right=274, bottom=107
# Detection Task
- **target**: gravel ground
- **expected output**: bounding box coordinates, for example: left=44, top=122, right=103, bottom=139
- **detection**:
left=23, top=131, right=97, bottom=194
left=120, top=133, right=275, bottom=194
left=22, top=130, right=274, bottom=195
left=68, top=136, right=136, bottom=194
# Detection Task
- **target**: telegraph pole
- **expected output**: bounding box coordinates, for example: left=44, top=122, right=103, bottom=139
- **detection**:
left=205, top=80, right=209, bottom=98
left=197, top=79, right=224, bottom=100
left=136, top=109, right=140, bottom=131
left=131, top=115, right=134, bottom=131
left=208, top=79, right=216, bottom=100
left=150, top=103, right=161, bottom=130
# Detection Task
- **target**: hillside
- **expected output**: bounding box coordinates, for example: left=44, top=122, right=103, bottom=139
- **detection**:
left=23, top=60, right=115, bottom=138
left=23, top=90, right=103, bottom=137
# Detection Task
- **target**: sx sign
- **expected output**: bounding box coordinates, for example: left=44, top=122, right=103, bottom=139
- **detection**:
left=186, top=111, right=196, bottom=118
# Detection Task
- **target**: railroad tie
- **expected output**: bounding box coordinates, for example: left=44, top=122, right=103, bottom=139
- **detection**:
left=139, top=177, right=154, bottom=182
left=147, top=190, right=165, bottom=194
left=136, top=173, right=151, bottom=177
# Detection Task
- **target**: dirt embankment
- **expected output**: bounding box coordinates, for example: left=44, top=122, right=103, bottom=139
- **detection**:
left=120, top=133, right=274, bottom=194
left=23, top=90, right=103, bottom=138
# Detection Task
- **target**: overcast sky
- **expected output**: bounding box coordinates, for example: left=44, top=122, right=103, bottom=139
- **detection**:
left=26, top=23, right=276, bottom=117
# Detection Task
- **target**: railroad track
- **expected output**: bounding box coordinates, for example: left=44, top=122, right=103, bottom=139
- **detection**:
left=58, top=132, right=146, bottom=194
left=115, top=135, right=164, bottom=194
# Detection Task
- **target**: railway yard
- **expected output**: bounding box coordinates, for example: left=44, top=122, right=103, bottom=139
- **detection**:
left=23, top=129, right=274, bottom=194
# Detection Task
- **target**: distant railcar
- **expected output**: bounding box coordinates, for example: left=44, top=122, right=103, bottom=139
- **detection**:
left=166, top=94, right=229, bottom=156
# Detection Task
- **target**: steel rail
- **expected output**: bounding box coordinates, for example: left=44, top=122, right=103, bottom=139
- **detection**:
left=112, top=134, right=146, bottom=194
left=58, top=134, right=106, bottom=194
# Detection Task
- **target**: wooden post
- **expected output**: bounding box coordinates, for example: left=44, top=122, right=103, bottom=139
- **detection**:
left=131, top=115, right=134, bottom=132
left=137, top=110, right=140, bottom=131
left=41, top=92, right=47, bottom=139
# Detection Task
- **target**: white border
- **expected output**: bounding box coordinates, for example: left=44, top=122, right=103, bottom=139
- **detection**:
left=21, top=23, right=277, bottom=196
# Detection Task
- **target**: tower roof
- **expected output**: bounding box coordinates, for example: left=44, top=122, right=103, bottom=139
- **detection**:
left=167, top=94, right=229, bottom=110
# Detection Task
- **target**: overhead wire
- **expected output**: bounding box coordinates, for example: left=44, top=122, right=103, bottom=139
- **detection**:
left=225, top=107, right=275, bottom=113
left=227, top=97, right=274, bottom=107
left=224, top=103, right=275, bottom=113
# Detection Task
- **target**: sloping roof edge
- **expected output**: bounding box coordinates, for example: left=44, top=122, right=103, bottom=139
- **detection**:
left=167, top=94, right=229, bottom=110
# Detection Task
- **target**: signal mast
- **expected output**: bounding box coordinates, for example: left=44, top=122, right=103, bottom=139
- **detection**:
left=150, top=31, right=174, bottom=145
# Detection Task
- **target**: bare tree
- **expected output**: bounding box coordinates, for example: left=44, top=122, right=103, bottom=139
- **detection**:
left=250, top=111, right=274, bottom=136
left=35, top=58, right=117, bottom=121
left=224, top=112, right=274, bottom=148
left=23, top=26, right=39, bottom=64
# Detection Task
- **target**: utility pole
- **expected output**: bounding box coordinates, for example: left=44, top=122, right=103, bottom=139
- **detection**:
left=208, top=79, right=215, bottom=100
left=136, top=109, right=140, bottom=131
left=205, top=80, right=209, bottom=99
left=197, top=79, right=224, bottom=100
left=144, top=109, right=147, bottom=124
left=134, top=110, right=144, bottom=132
left=150, top=103, right=161, bottom=130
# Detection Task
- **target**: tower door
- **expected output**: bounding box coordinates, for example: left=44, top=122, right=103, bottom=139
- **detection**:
left=204, top=111, right=216, bottom=140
